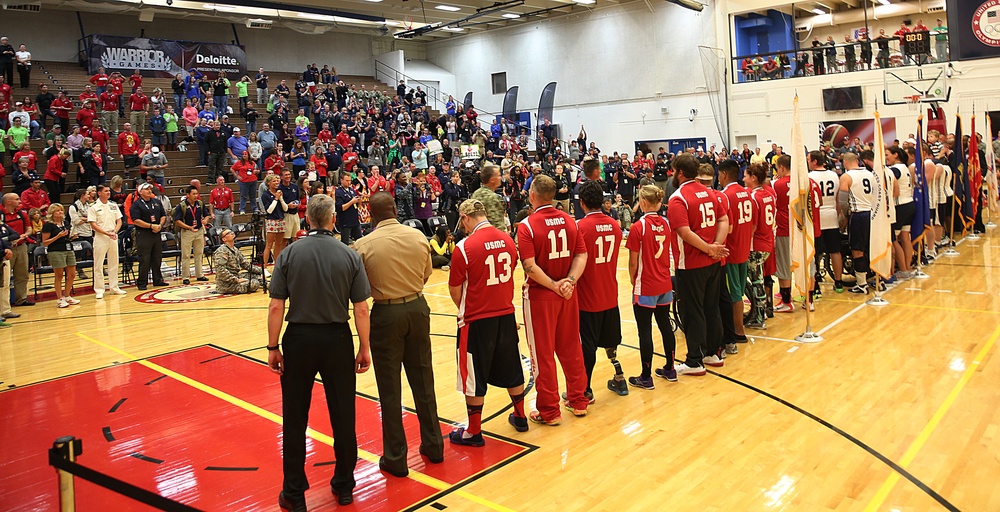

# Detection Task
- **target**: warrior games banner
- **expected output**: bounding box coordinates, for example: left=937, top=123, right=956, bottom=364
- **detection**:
left=819, top=117, right=897, bottom=148
left=85, top=34, right=247, bottom=78
left=946, top=0, right=1000, bottom=61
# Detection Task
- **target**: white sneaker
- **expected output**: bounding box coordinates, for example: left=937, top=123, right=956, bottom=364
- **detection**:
left=95, top=290, right=104, bottom=300
left=441, top=265, right=450, bottom=271
left=110, top=288, right=127, bottom=295
left=675, top=363, right=707, bottom=376
left=702, top=355, right=724, bottom=368
left=57, top=298, right=69, bottom=308
left=64, top=297, right=81, bottom=305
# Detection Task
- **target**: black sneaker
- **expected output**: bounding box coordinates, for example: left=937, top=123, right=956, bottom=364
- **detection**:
left=508, top=413, right=529, bottom=432
left=449, top=428, right=485, bottom=447
left=607, top=378, right=629, bottom=396
left=654, top=366, right=678, bottom=382
left=628, top=375, right=655, bottom=389
left=278, top=491, right=306, bottom=512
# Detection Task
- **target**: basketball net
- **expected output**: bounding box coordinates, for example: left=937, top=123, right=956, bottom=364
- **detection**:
left=906, top=95, right=921, bottom=112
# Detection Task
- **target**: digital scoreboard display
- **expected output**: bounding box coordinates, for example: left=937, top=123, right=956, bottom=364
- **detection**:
left=903, top=31, right=932, bottom=56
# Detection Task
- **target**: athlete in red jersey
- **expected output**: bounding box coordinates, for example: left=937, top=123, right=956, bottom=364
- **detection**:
left=625, top=185, right=677, bottom=389
left=666, top=154, right=729, bottom=376
left=448, top=199, right=527, bottom=444
left=517, top=175, right=589, bottom=424
left=744, top=164, right=774, bottom=328
left=718, top=160, right=755, bottom=352
left=575, top=181, right=627, bottom=399
left=695, top=164, right=739, bottom=367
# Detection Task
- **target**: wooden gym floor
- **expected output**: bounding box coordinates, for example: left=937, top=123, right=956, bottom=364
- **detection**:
left=1, top=230, right=998, bottom=511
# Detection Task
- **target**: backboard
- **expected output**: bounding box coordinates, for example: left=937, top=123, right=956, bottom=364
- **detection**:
left=883, top=63, right=951, bottom=105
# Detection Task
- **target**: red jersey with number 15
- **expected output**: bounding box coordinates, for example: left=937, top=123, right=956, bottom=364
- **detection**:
left=626, top=212, right=673, bottom=297
left=517, top=204, right=587, bottom=300
left=750, top=186, right=776, bottom=253
left=667, top=180, right=727, bottom=270
left=722, top=182, right=755, bottom=264
left=576, top=211, right=623, bottom=312
left=449, top=222, right=518, bottom=326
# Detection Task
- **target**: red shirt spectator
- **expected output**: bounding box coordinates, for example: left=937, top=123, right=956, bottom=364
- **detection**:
left=88, top=126, right=110, bottom=153
left=210, top=184, right=234, bottom=208
left=342, top=150, right=359, bottom=172
left=76, top=105, right=96, bottom=129
left=11, top=149, right=37, bottom=171
left=89, top=72, right=109, bottom=88
left=128, top=92, right=148, bottom=112
left=368, top=174, right=387, bottom=194
left=79, top=90, right=98, bottom=104
left=128, top=72, right=143, bottom=92
left=264, top=153, right=285, bottom=174
left=0, top=81, right=11, bottom=104
left=667, top=180, right=728, bottom=270
left=99, top=91, right=118, bottom=112
left=118, top=131, right=141, bottom=156
left=335, top=130, right=351, bottom=148
left=310, top=155, right=328, bottom=178
left=317, top=129, right=333, bottom=144
left=427, top=173, right=442, bottom=196
left=108, top=76, right=124, bottom=96
left=232, top=160, right=259, bottom=183
left=52, top=96, right=73, bottom=120
left=43, top=154, right=65, bottom=182
left=21, top=183, right=50, bottom=211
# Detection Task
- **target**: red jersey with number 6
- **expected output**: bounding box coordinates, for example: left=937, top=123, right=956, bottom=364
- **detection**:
left=517, top=204, right=587, bottom=300
left=450, top=222, right=518, bottom=326
left=667, top=180, right=727, bottom=270
left=577, top=211, right=622, bottom=312
left=750, top=186, right=776, bottom=253
left=626, top=212, right=673, bottom=297
left=722, top=182, right=755, bottom=264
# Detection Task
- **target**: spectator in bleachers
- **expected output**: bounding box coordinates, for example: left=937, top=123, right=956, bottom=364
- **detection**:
left=244, top=101, right=259, bottom=134
left=194, top=118, right=210, bottom=167
left=149, top=107, right=166, bottom=147
left=232, top=150, right=259, bottom=215
left=75, top=100, right=96, bottom=130
left=261, top=173, right=287, bottom=264
left=66, top=126, right=83, bottom=150
left=41, top=204, right=79, bottom=308
left=227, top=127, right=248, bottom=166
left=205, top=120, right=229, bottom=182
left=10, top=156, right=36, bottom=195
left=43, top=147, right=69, bottom=203
left=35, top=84, right=55, bottom=133
left=139, top=146, right=168, bottom=187
left=20, top=175, right=48, bottom=211
left=129, top=87, right=149, bottom=136
left=8, top=103, right=38, bottom=139
left=164, top=105, right=179, bottom=151
left=278, top=169, right=301, bottom=243
left=182, top=98, right=198, bottom=138
left=13, top=44, right=30, bottom=90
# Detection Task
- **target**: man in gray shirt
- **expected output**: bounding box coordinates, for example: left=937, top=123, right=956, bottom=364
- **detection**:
left=267, top=194, right=371, bottom=510
left=140, top=147, right=169, bottom=186
left=257, top=123, right=278, bottom=165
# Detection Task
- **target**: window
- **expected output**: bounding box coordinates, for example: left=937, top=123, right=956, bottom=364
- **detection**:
left=491, top=72, right=507, bottom=95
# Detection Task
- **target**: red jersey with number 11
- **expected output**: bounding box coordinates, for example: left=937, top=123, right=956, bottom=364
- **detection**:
left=667, top=180, right=727, bottom=270
left=449, top=222, right=518, bottom=326
left=626, top=212, right=673, bottom=296
left=576, top=211, right=622, bottom=312
left=517, top=205, right=587, bottom=300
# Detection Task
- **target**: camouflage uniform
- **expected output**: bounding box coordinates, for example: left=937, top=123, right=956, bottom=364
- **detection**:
left=470, top=186, right=507, bottom=231
left=213, top=244, right=263, bottom=294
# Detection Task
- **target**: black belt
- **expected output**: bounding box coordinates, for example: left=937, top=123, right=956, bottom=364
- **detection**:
left=373, top=292, right=422, bottom=305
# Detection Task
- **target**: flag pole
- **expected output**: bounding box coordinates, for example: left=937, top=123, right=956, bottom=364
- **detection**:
left=866, top=273, right=889, bottom=306
left=795, top=207, right=822, bottom=342
left=942, top=186, right=960, bottom=256
left=912, top=239, right=930, bottom=279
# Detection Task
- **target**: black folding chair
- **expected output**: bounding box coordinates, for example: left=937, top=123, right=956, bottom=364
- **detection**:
left=32, top=246, right=54, bottom=301
left=70, top=240, right=94, bottom=295
left=160, top=232, right=182, bottom=276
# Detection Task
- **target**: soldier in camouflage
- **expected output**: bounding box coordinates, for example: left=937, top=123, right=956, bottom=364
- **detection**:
left=470, top=164, right=508, bottom=232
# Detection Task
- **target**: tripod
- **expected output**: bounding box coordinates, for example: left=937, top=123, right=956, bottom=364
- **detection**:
left=248, top=211, right=268, bottom=292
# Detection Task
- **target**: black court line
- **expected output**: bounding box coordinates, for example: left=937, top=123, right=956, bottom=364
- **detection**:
left=430, top=503, right=447, bottom=510
left=130, top=453, right=165, bottom=464
left=312, top=461, right=337, bottom=467
left=145, top=375, right=168, bottom=385
left=198, top=353, right=232, bottom=364
left=102, top=426, right=115, bottom=442
left=204, top=466, right=258, bottom=472
left=108, top=398, right=127, bottom=413
left=617, top=342, right=959, bottom=511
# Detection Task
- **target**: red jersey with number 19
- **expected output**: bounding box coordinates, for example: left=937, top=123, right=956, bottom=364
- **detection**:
left=449, top=221, right=518, bottom=326
left=667, top=180, right=727, bottom=270
left=576, top=211, right=623, bottom=312
left=722, top=182, right=755, bottom=264
left=517, top=205, right=587, bottom=300
left=626, top=212, right=673, bottom=296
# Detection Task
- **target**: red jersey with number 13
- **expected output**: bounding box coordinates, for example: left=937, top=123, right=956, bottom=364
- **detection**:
left=667, top=180, right=727, bottom=270
left=517, top=205, right=587, bottom=300
left=449, top=222, right=518, bottom=326
left=626, top=212, right=673, bottom=296
left=576, top=211, right=623, bottom=312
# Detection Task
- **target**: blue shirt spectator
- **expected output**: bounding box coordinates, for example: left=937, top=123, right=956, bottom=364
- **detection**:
left=227, top=130, right=249, bottom=159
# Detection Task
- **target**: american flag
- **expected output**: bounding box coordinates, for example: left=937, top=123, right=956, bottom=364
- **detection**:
left=989, top=10, right=999, bottom=24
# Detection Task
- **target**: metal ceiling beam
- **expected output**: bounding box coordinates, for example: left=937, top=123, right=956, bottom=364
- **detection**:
left=393, top=0, right=525, bottom=38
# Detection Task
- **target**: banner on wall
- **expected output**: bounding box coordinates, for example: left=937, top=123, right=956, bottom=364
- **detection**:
left=85, top=34, right=247, bottom=79
left=818, top=117, right=897, bottom=148
left=946, top=0, right=1000, bottom=61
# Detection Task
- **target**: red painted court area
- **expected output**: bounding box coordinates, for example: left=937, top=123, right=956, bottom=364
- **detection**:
left=0, top=346, right=530, bottom=511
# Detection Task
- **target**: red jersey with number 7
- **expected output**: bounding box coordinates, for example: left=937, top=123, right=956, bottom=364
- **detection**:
left=577, top=211, right=623, bottom=312
left=449, top=221, right=518, bottom=326
left=667, top=180, right=727, bottom=270
left=722, top=182, right=755, bottom=264
left=517, top=204, right=587, bottom=300
left=626, top=212, right=673, bottom=297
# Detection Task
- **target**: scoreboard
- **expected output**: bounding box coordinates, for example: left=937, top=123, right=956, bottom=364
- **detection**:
left=903, top=30, right=932, bottom=56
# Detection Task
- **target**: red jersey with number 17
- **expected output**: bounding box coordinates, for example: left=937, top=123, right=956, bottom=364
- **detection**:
left=576, top=211, right=623, bottom=312
left=722, top=182, right=755, bottom=264
left=449, top=221, right=518, bottom=326
left=517, top=205, right=587, bottom=300
left=667, top=180, right=727, bottom=270
left=626, top=212, right=673, bottom=297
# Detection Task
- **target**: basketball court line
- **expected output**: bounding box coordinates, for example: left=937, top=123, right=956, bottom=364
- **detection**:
left=616, top=342, right=960, bottom=511
left=863, top=322, right=1000, bottom=512
left=73, top=332, right=524, bottom=512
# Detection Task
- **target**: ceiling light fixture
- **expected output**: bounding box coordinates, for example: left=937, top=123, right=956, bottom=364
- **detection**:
left=502, top=13, right=520, bottom=18
left=664, top=0, right=704, bottom=11
left=876, top=0, right=890, bottom=4
left=574, top=0, right=596, bottom=4
left=442, top=26, right=465, bottom=31
left=811, top=8, right=825, bottom=15
left=364, top=0, right=384, bottom=2
left=436, top=5, right=461, bottom=11
left=298, top=12, right=337, bottom=21
left=203, top=3, right=235, bottom=10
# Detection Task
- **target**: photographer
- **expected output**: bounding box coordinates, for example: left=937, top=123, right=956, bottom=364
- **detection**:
left=441, top=170, right=469, bottom=231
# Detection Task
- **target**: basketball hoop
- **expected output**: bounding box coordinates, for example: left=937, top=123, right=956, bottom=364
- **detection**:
left=906, top=95, right=922, bottom=111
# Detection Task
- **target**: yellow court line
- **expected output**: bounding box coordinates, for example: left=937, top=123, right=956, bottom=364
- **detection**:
left=863, top=323, right=1000, bottom=511
left=821, top=297, right=1000, bottom=315
left=74, top=332, right=518, bottom=512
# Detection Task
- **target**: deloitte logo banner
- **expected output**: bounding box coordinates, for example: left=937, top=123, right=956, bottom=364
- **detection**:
left=85, top=34, right=247, bottom=78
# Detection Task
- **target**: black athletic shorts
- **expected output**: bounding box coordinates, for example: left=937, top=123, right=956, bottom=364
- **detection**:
left=816, top=228, right=842, bottom=254
left=892, top=201, right=916, bottom=232
left=579, top=307, right=623, bottom=350
left=849, top=212, right=871, bottom=252
left=456, top=313, right=524, bottom=397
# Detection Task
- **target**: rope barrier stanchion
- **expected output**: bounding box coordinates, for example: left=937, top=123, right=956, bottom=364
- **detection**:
left=48, top=437, right=203, bottom=512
